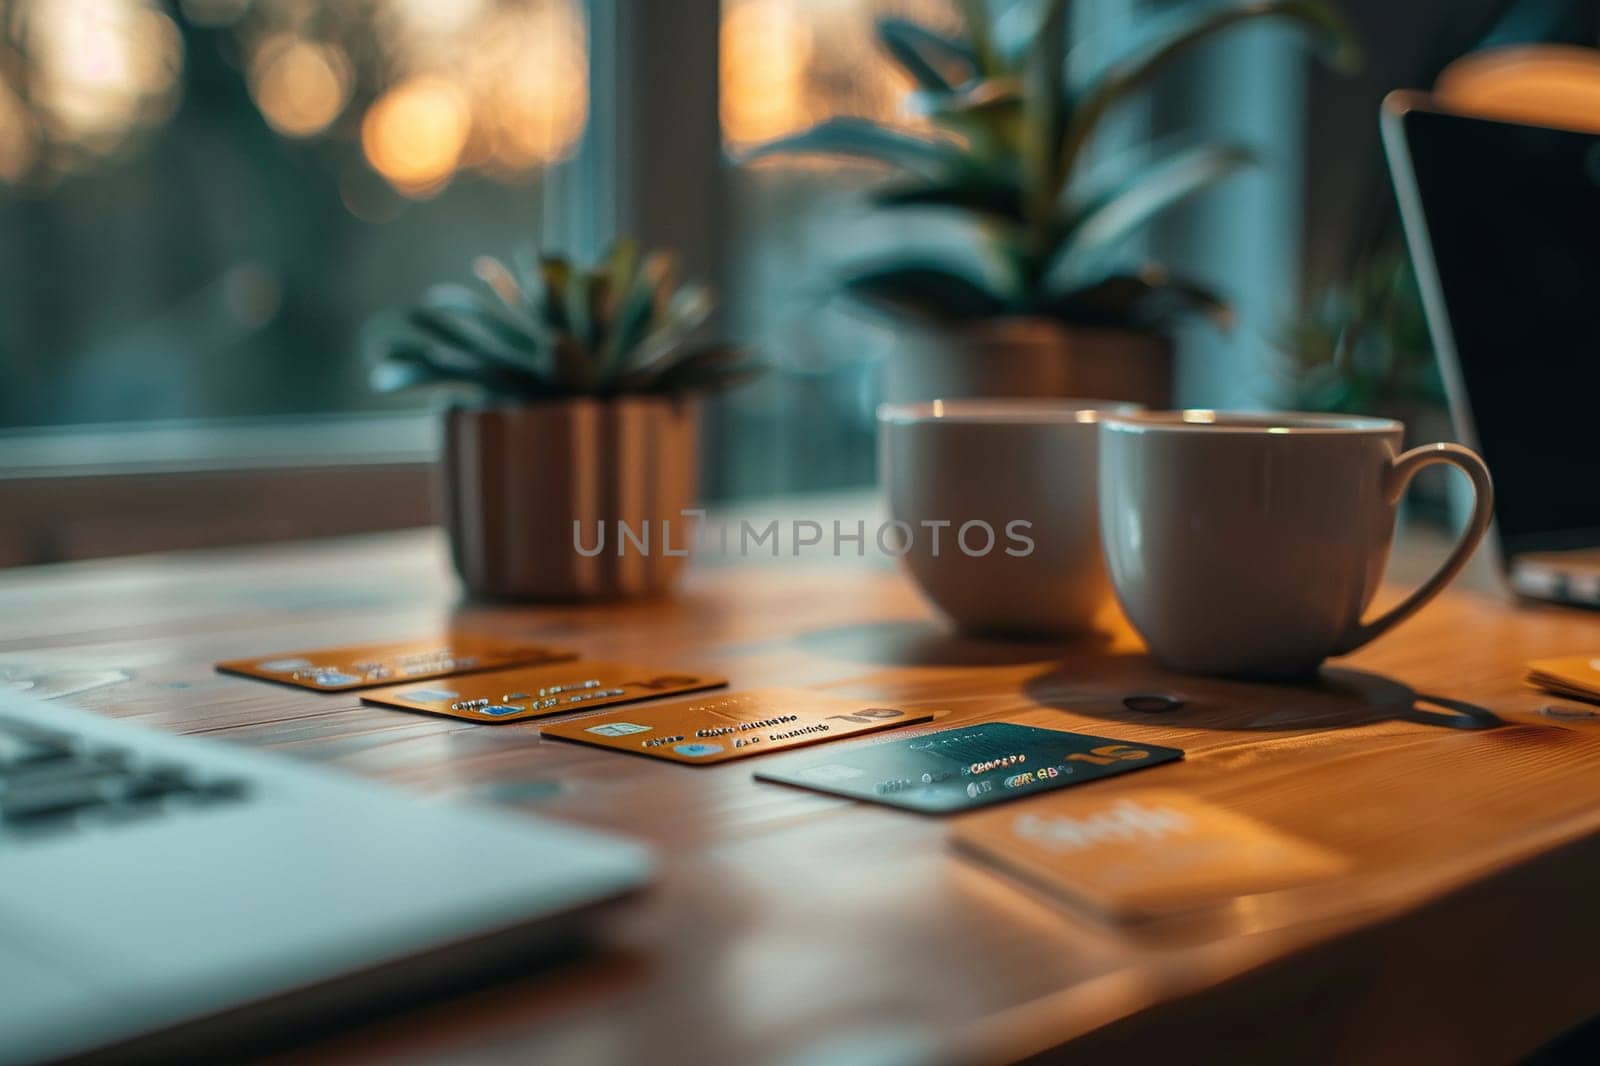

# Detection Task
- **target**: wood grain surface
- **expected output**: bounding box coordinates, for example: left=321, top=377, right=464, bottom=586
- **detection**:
left=3, top=522, right=1599, bottom=1065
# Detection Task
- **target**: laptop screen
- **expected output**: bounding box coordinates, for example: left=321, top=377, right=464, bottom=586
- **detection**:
left=1392, top=106, right=1600, bottom=556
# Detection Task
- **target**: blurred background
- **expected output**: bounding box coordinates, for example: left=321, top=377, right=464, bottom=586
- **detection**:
left=1, top=0, right=1596, bottom=564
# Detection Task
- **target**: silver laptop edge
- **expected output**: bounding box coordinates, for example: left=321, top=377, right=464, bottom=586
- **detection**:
left=0, top=688, right=655, bottom=1064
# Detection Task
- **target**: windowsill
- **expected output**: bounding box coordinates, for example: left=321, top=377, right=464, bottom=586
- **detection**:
left=0, top=411, right=438, bottom=480
left=0, top=412, right=441, bottom=567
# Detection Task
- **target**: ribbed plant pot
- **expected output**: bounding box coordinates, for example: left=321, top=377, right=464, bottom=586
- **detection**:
left=884, top=318, right=1173, bottom=406
left=442, top=397, right=698, bottom=601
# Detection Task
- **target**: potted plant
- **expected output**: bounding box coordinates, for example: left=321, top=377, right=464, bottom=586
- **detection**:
left=743, top=0, right=1360, bottom=405
left=368, top=242, right=759, bottom=601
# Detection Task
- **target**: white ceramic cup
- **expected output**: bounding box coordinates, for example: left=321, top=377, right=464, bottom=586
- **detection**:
left=878, top=400, right=1140, bottom=636
left=1098, top=410, right=1494, bottom=678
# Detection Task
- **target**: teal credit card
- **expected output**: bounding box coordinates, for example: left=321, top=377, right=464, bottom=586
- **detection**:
left=754, top=722, right=1183, bottom=813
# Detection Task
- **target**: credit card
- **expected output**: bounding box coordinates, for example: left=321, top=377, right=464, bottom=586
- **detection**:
left=539, top=689, right=935, bottom=765
left=754, top=722, right=1182, bottom=813
left=361, top=661, right=727, bottom=722
left=216, top=637, right=574, bottom=692
left=952, top=789, right=1347, bottom=922
left=1527, top=655, right=1600, bottom=704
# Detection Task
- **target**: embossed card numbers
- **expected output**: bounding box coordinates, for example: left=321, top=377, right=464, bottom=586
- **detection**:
left=217, top=637, right=575, bottom=692
left=362, top=661, right=726, bottom=722
left=540, top=689, right=935, bottom=764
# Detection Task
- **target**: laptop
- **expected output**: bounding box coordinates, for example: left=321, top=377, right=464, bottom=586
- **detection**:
left=1384, top=91, right=1600, bottom=606
left=0, top=687, right=653, bottom=1064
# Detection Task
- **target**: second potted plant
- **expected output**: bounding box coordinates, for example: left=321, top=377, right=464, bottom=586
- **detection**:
left=744, top=0, right=1360, bottom=405
left=369, top=242, right=759, bottom=601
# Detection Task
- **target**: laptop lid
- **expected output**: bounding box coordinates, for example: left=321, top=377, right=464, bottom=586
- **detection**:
left=1382, top=91, right=1600, bottom=565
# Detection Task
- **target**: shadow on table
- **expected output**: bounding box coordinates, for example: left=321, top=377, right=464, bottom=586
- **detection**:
left=795, top=619, right=1105, bottom=668
left=1021, top=654, right=1503, bottom=733
left=118, top=937, right=651, bottom=1063
left=795, top=620, right=1503, bottom=733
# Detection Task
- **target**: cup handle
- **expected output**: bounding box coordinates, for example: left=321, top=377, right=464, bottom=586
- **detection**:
left=1331, top=442, right=1495, bottom=656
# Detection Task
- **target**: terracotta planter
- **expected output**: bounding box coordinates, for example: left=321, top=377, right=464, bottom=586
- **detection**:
left=884, top=318, right=1173, bottom=406
left=442, top=397, right=698, bottom=601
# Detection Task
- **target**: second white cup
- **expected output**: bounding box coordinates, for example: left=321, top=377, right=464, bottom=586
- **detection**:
left=878, top=399, right=1140, bottom=637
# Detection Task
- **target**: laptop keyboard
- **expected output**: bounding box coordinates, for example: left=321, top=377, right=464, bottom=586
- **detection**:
left=0, top=715, right=250, bottom=836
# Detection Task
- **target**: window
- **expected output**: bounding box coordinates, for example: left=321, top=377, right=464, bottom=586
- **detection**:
left=0, top=0, right=589, bottom=430
left=0, top=0, right=1314, bottom=564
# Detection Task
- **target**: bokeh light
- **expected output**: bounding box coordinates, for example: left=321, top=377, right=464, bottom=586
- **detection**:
left=721, top=0, right=958, bottom=153
left=0, top=0, right=591, bottom=200
left=235, top=0, right=588, bottom=199
left=361, top=75, right=473, bottom=197
left=721, top=0, right=815, bottom=148
left=1436, top=45, right=1600, bottom=135
left=0, top=0, right=183, bottom=187
left=473, top=7, right=588, bottom=173
left=0, top=78, right=37, bottom=184
left=248, top=35, right=352, bottom=138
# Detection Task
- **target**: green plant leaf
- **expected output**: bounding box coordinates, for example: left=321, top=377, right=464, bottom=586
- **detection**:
left=621, top=282, right=715, bottom=380
left=568, top=268, right=598, bottom=356
left=369, top=337, right=536, bottom=396
left=406, top=301, right=550, bottom=379
left=1140, top=276, right=1233, bottom=331
left=955, top=0, right=1001, bottom=75
left=872, top=176, right=1026, bottom=223
left=366, top=240, right=744, bottom=400
left=876, top=17, right=978, bottom=91
left=1042, top=271, right=1233, bottom=332
left=1020, top=0, right=1070, bottom=222
left=632, top=344, right=763, bottom=394
left=419, top=283, right=549, bottom=355
left=599, top=239, right=640, bottom=322
left=739, top=117, right=965, bottom=180
left=908, top=78, right=1022, bottom=160
left=1045, top=142, right=1255, bottom=293
left=840, top=261, right=1010, bottom=322
left=908, top=76, right=1021, bottom=117
left=599, top=248, right=664, bottom=380
left=994, top=0, right=1051, bottom=64
left=535, top=254, right=573, bottom=332
left=1058, top=0, right=1361, bottom=182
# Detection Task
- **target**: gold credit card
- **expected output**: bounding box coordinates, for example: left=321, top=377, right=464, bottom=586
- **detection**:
left=216, top=637, right=575, bottom=692
left=361, top=660, right=727, bottom=722
left=540, top=688, right=936, bottom=765
left=952, top=789, right=1347, bottom=923
left=1527, top=655, right=1600, bottom=704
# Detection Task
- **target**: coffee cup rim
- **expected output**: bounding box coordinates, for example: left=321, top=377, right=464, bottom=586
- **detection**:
left=1101, top=409, right=1404, bottom=435
left=877, top=399, right=1143, bottom=426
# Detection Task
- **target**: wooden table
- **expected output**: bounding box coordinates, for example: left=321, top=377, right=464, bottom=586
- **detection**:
left=4, top=523, right=1600, bottom=1065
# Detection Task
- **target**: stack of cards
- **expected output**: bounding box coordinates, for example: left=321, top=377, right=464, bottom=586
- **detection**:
left=952, top=789, right=1347, bottom=922
left=756, top=722, right=1182, bottom=813
left=1526, top=655, right=1600, bottom=704
left=362, top=661, right=727, bottom=723
left=216, top=637, right=573, bottom=692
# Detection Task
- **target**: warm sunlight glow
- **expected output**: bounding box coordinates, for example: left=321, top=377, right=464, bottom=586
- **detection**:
left=228, top=0, right=587, bottom=194
left=362, top=75, right=473, bottom=196
left=0, top=79, right=36, bottom=184
left=473, top=5, right=588, bottom=172
left=26, top=0, right=182, bottom=144
left=720, top=0, right=959, bottom=153
left=0, top=0, right=183, bottom=184
left=721, top=0, right=815, bottom=148
left=388, top=0, right=490, bottom=37
left=249, top=36, right=353, bottom=138
left=1436, top=45, right=1600, bottom=135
